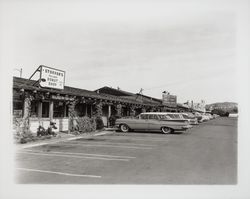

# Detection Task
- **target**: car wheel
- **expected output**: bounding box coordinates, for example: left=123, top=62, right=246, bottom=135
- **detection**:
left=161, top=127, right=172, bottom=134
left=120, top=124, right=129, bottom=133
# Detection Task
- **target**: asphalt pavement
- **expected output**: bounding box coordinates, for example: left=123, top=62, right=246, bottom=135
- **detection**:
left=15, top=117, right=237, bottom=184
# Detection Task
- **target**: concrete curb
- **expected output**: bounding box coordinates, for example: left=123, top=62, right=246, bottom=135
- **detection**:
left=16, top=130, right=115, bottom=150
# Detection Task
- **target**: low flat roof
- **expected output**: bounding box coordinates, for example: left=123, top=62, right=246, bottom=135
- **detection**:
left=13, top=77, right=160, bottom=107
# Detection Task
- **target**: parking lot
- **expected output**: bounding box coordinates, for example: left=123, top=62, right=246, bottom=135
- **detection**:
left=15, top=117, right=237, bottom=184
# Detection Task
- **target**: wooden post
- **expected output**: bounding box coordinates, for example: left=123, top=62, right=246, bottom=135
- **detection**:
left=108, top=105, right=111, bottom=118
left=64, top=102, right=67, bottom=117
left=21, top=92, right=33, bottom=134
left=107, top=105, right=112, bottom=127
left=85, top=104, right=88, bottom=116
left=38, top=101, right=42, bottom=125
left=49, top=101, right=54, bottom=122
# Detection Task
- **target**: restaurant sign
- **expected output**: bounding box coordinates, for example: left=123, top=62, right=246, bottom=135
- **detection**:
left=162, top=93, right=177, bottom=107
left=51, top=95, right=75, bottom=101
left=39, top=65, right=65, bottom=89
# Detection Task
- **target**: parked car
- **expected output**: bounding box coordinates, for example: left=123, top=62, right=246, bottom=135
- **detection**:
left=213, top=114, right=219, bottom=119
left=115, top=112, right=191, bottom=134
left=199, top=113, right=210, bottom=122
left=205, top=113, right=213, bottom=120
left=161, top=112, right=198, bottom=125
left=193, top=112, right=211, bottom=122
left=149, top=112, right=193, bottom=127
left=181, top=113, right=198, bottom=125
left=229, top=113, right=238, bottom=118
left=193, top=112, right=204, bottom=123
left=162, top=112, right=187, bottom=121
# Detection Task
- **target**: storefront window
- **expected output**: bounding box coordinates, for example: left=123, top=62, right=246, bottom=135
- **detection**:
left=54, top=101, right=68, bottom=118
left=13, top=100, right=23, bottom=111
left=75, top=103, right=87, bottom=117
left=13, top=100, right=23, bottom=118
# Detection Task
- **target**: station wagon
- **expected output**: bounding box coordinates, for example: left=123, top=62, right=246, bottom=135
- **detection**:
left=115, top=112, right=191, bottom=134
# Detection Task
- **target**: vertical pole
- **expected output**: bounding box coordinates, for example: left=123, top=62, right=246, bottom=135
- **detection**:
left=108, top=105, right=111, bottom=118
left=38, top=101, right=42, bottom=125
left=108, top=105, right=111, bottom=127
left=49, top=101, right=54, bottom=122
left=22, top=94, right=31, bottom=134
left=85, top=104, right=88, bottom=116
left=64, top=102, right=67, bottom=117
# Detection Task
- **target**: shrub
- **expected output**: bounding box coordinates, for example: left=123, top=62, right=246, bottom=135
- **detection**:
left=13, top=118, right=38, bottom=144
left=95, top=116, right=104, bottom=130
left=77, top=116, right=97, bottom=133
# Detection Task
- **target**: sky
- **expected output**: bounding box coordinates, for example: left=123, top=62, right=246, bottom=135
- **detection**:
left=0, top=0, right=242, bottom=104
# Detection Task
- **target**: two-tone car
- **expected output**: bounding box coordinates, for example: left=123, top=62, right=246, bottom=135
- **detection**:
left=180, top=113, right=198, bottom=125
left=159, top=112, right=194, bottom=126
left=115, top=112, right=191, bottom=134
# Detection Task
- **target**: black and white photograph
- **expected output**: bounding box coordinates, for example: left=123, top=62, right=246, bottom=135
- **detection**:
left=0, top=0, right=249, bottom=198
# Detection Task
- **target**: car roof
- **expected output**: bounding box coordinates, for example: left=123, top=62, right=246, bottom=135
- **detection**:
left=140, top=112, right=182, bottom=115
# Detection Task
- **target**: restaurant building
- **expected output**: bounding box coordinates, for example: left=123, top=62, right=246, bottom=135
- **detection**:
left=12, top=65, right=185, bottom=134
left=12, top=78, right=165, bottom=134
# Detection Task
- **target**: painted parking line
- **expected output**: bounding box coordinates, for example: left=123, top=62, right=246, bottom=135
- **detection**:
left=16, top=168, right=101, bottom=178
left=98, top=136, right=169, bottom=142
left=17, top=151, right=130, bottom=161
left=66, top=140, right=155, bottom=147
left=48, top=143, right=153, bottom=150
left=22, top=149, right=136, bottom=159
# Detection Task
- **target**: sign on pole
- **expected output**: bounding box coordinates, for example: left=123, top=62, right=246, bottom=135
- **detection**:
left=39, top=65, right=65, bottom=89
left=162, top=93, right=177, bottom=107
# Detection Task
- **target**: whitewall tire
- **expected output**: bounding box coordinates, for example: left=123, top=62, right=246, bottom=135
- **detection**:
left=120, top=124, right=129, bottom=133
left=161, top=127, right=172, bottom=134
